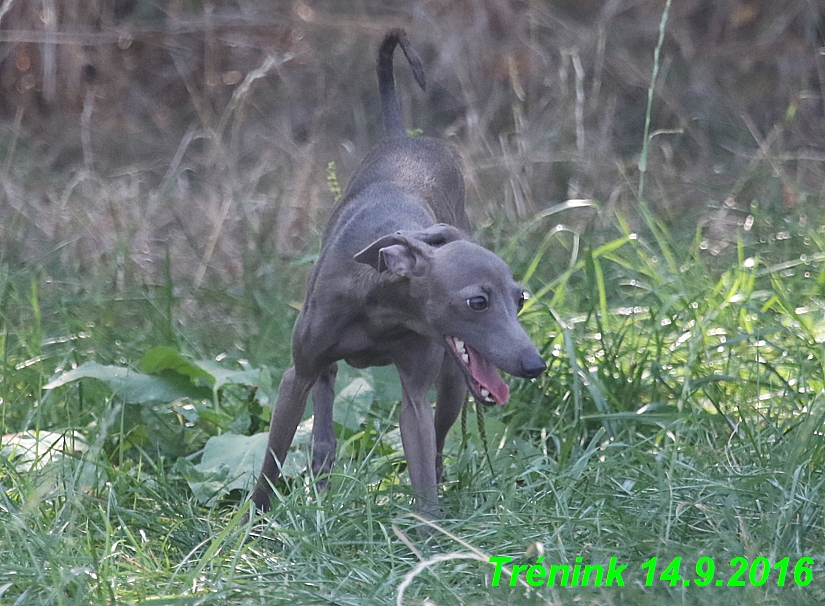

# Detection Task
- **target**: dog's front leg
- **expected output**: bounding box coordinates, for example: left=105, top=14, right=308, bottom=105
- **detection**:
left=249, top=366, right=316, bottom=513
left=396, top=340, right=443, bottom=518
left=434, top=353, right=467, bottom=483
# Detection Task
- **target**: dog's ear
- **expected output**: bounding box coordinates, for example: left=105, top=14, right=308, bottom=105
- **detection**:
left=377, top=242, right=432, bottom=277
left=414, top=223, right=465, bottom=247
left=354, top=232, right=438, bottom=277
left=354, top=225, right=464, bottom=275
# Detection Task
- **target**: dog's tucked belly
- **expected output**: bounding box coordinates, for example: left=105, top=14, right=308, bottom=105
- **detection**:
left=344, top=354, right=392, bottom=369
left=329, top=318, right=431, bottom=369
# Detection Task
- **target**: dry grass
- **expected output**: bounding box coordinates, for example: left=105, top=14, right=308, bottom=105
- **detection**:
left=0, top=0, right=822, bottom=288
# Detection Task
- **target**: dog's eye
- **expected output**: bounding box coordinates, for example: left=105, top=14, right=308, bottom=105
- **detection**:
left=467, top=295, right=488, bottom=311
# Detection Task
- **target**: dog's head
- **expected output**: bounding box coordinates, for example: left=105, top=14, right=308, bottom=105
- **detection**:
left=354, top=224, right=546, bottom=405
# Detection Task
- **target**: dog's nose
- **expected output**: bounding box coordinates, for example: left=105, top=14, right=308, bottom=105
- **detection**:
left=520, top=354, right=546, bottom=379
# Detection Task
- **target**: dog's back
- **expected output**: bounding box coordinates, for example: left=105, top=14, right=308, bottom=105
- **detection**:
left=322, top=29, right=471, bottom=245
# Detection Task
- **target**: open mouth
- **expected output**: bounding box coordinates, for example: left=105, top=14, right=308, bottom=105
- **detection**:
left=446, top=336, right=510, bottom=406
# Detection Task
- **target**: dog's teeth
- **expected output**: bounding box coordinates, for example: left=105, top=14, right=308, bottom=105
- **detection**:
left=453, top=338, right=465, bottom=351
left=461, top=353, right=469, bottom=363
left=480, top=388, right=489, bottom=397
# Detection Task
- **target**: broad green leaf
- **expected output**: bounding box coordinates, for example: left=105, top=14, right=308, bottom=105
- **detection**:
left=186, top=419, right=313, bottom=505
left=44, top=362, right=211, bottom=404
left=370, top=366, right=403, bottom=402
left=141, top=348, right=261, bottom=392
left=140, top=347, right=212, bottom=384
left=190, top=359, right=261, bottom=391
left=332, top=377, right=374, bottom=433
left=183, top=432, right=269, bottom=505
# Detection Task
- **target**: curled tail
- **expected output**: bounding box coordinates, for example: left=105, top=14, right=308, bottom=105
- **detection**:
left=378, top=29, right=426, bottom=138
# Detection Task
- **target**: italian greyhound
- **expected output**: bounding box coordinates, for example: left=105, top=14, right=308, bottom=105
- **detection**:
left=247, top=29, right=546, bottom=517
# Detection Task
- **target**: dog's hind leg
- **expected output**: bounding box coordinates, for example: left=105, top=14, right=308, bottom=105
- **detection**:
left=249, top=366, right=316, bottom=513
left=310, top=362, right=338, bottom=488
left=434, top=353, right=467, bottom=484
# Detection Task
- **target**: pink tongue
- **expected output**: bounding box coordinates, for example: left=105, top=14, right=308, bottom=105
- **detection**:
left=467, top=344, right=510, bottom=405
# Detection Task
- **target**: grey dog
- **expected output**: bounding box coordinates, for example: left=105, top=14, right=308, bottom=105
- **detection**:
left=247, top=29, right=546, bottom=517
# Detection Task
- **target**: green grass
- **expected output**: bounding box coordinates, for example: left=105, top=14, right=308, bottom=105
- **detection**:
left=2, top=201, right=825, bottom=604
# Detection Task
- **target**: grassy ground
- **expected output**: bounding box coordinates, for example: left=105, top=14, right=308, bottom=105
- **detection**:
left=2, top=200, right=825, bottom=605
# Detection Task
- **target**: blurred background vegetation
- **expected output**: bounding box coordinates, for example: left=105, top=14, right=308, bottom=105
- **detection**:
left=1, top=0, right=822, bottom=286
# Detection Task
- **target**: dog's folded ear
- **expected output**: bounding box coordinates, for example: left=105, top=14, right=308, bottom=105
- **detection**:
left=354, top=233, right=432, bottom=277
left=413, top=223, right=465, bottom=246
left=354, top=224, right=464, bottom=277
